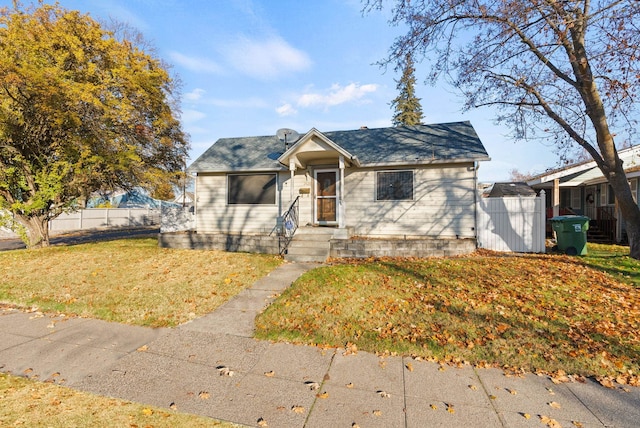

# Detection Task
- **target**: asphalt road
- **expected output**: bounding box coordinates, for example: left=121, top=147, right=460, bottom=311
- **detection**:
left=0, top=227, right=160, bottom=251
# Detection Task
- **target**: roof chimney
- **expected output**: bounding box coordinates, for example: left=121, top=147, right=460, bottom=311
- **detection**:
left=360, top=126, right=368, bottom=130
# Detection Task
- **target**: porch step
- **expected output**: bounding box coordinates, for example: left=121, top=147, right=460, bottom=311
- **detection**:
left=284, top=227, right=335, bottom=263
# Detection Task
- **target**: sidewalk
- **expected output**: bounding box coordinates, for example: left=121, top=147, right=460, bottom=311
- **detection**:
left=1, top=262, right=638, bottom=427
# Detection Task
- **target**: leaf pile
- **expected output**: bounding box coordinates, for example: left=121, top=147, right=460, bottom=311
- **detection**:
left=256, top=252, right=639, bottom=380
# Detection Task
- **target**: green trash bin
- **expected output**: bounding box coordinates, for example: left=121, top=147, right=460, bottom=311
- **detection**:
left=550, top=215, right=590, bottom=255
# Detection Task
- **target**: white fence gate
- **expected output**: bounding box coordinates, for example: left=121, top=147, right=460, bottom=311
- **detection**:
left=476, top=191, right=546, bottom=253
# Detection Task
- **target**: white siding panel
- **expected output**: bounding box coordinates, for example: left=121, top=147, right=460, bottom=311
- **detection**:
left=344, top=164, right=477, bottom=238
left=196, top=173, right=281, bottom=234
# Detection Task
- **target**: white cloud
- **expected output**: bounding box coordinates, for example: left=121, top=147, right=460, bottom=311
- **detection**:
left=276, top=103, right=297, bottom=116
left=181, top=109, right=206, bottom=124
left=184, top=88, right=206, bottom=102
left=223, top=36, right=311, bottom=80
left=297, top=83, right=379, bottom=108
left=168, top=51, right=223, bottom=74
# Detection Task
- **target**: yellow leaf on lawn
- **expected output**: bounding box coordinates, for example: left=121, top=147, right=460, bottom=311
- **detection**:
left=142, top=408, right=153, bottom=416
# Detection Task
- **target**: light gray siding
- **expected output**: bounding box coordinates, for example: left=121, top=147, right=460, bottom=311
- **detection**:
left=195, top=164, right=478, bottom=239
left=343, top=164, right=477, bottom=238
left=196, top=173, right=283, bottom=234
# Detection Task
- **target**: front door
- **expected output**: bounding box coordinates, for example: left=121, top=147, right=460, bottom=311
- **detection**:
left=315, top=169, right=338, bottom=225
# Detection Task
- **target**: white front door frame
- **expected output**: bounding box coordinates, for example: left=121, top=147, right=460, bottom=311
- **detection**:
left=314, top=168, right=339, bottom=226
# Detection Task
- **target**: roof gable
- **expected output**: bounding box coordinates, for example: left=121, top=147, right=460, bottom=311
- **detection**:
left=188, top=121, right=490, bottom=173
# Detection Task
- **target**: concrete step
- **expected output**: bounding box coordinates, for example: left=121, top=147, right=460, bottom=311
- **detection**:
left=285, top=254, right=328, bottom=263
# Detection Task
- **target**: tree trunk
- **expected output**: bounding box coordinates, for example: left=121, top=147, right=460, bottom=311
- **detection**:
left=609, top=169, right=640, bottom=259
left=16, top=215, right=50, bottom=248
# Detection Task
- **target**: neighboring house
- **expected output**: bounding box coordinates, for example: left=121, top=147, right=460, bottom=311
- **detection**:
left=87, top=188, right=162, bottom=209
left=482, top=182, right=536, bottom=198
left=527, top=145, right=640, bottom=243
left=175, top=122, right=490, bottom=260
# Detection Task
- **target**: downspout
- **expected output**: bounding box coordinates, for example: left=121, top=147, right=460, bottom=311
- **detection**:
left=473, top=161, right=478, bottom=246
left=339, top=155, right=345, bottom=228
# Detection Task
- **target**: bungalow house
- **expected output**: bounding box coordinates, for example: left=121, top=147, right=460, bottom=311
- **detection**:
left=168, top=122, right=490, bottom=261
left=527, top=145, right=640, bottom=243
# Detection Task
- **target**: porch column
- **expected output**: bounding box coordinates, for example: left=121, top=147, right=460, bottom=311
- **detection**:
left=339, top=155, right=345, bottom=228
left=289, top=159, right=296, bottom=203
left=553, top=178, right=560, bottom=217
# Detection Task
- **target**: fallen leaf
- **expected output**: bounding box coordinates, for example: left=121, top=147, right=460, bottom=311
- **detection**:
left=468, top=384, right=477, bottom=391
left=346, top=382, right=354, bottom=388
left=169, top=402, right=177, bottom=410
left=291, top=405, right=305, bottom=414
left=405, top=362, right=414, bottom=372
left=430, top=404, right=437, bottom=410
left=523, top=413, right=531, bottom=419
left=50, top=398, right=61, bottom=406
left=378, top=390, right=391, bottom=398
left=142, top=408, right=153, bottom=416
left=137, top=345, right=148, bottom=352
left=540, top=415, right=562, bottom=427
left=548, top=401, right=561, bottom=409
left=508, top=388, right=517, bottom=395
left=306, top=381, right=320, bottom=390
left=351, top=424, right=360, bottom=428
left=257, top=417, right=268, bottom=427
left=316, top=391, right=329, bottom=399
left=446, top=404, right=455, bottom=414
left=264, top=370, right=275, bottom=377
left=373, top=409, right=382, bottom=416
left=489, top=395, right=497, bottom=400
left=572, top=422, right=584, bottom=428
left=198, top=391, right=210, bottom=400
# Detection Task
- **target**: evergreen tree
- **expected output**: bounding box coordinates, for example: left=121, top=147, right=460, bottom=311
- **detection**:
left=391, top=53, right=423, bottom=126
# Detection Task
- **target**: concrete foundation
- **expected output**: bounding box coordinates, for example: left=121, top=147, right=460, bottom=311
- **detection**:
left=160, top=232, right=476, bottom=258
left=158, top=232, right=280, bottom=254
left=330, top=237, right=476, bottom=258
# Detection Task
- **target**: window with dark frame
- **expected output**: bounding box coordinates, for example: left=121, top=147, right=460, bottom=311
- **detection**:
left=227, top=173, right=277, bottom=205
left=376, top=170, right=414, bottom=201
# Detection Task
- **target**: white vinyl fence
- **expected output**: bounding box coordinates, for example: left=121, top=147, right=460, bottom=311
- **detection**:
left=476, top=191, right=546, bottom=253
left=49, top=208, right=160, bottom=232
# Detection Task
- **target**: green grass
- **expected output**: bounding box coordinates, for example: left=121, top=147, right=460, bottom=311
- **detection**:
left=0, top=238, right=282, bottom=327
left=581, top=243, right=640, bottom=288
left=255, top=249, right=640, bottom=381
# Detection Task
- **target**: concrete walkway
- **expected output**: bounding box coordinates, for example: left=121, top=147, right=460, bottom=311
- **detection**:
left=1, top=262, right=639, bottom=427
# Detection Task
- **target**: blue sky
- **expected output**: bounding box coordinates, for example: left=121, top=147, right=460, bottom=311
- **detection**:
left=10, top=0, right=565, bottom=182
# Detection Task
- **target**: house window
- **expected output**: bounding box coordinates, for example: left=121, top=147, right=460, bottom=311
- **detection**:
left=376, top=170, right=413, bottom=201
left=227, top=173, right=277, bottom=205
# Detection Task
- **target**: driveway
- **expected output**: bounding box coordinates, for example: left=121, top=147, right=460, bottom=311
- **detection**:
left=0, top=227, right=160, bottom=251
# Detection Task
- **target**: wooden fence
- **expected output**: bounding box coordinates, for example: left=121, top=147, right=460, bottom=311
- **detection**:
left=476, top=191, right=546, bottom=253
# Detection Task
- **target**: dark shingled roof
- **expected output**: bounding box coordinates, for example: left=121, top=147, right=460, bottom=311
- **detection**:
left=484, top=182, right=537, bottom=197
left=188, top=121, right=490, bottom=173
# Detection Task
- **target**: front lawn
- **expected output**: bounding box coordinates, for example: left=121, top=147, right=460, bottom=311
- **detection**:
left=0, top=373, right=237, bottom=427
left=255, top=247, right=639, bottom=382
left=0, top=238, right=282, bottom=327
